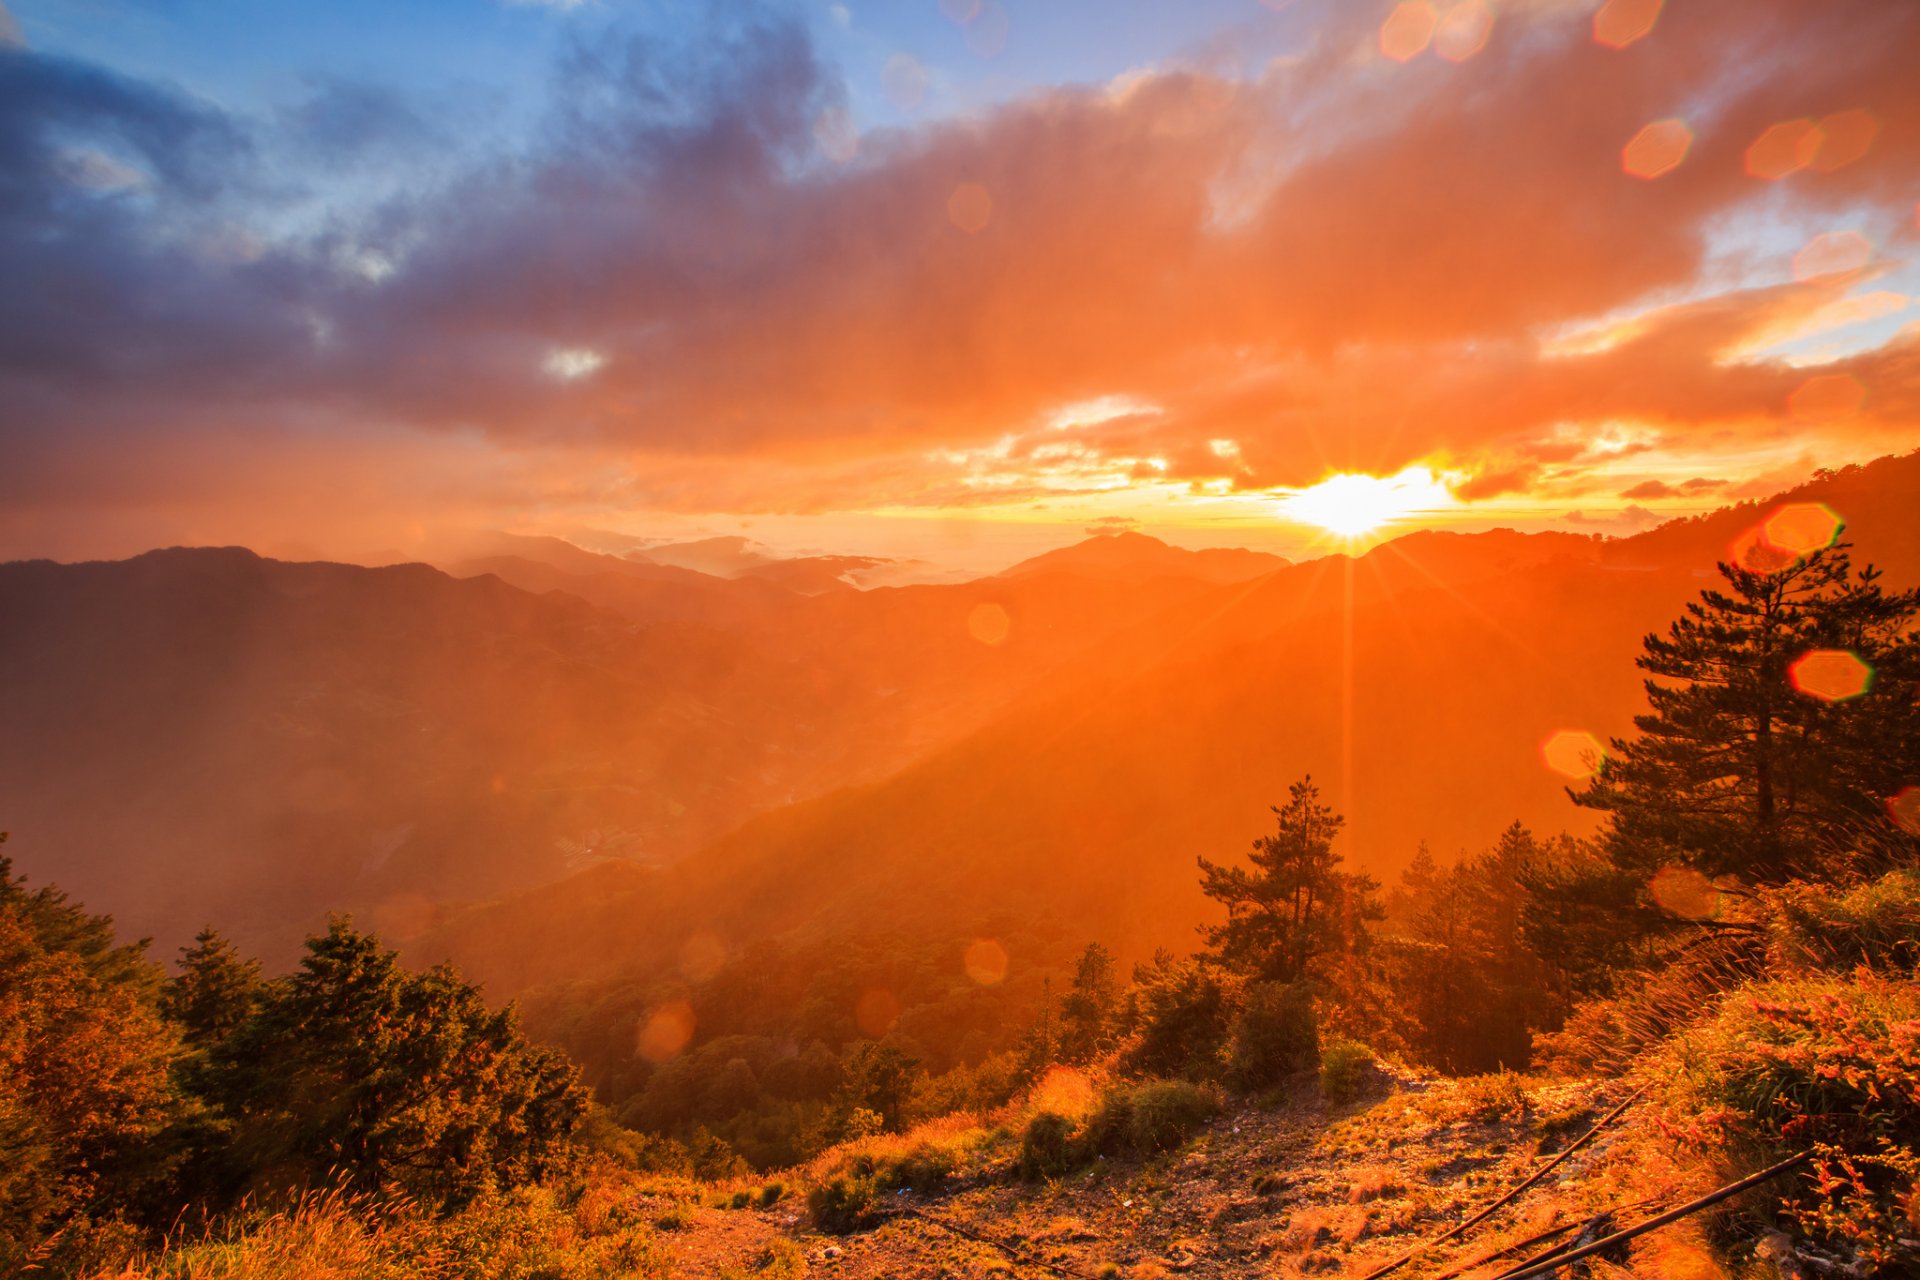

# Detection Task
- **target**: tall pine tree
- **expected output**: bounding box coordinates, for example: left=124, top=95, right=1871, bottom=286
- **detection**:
left=1575, top=537, right=1920, bottom=884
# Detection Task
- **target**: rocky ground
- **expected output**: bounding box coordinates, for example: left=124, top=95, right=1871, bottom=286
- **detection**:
left=644, top=1065, right=1762, bottom=1280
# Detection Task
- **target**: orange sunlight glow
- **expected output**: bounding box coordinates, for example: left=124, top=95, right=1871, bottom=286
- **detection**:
left=1278, top=467, right=1456, bottom=538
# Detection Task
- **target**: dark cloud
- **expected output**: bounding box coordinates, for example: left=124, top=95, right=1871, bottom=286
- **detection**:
left=1, top=0, right=1917, bottom=536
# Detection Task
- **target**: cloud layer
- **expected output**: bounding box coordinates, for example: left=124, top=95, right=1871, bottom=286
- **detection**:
left=2, top=0, right=1918, bottom=556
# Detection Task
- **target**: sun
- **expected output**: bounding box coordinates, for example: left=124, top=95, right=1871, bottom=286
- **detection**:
left=1278, top=467, right=1455, bottom=538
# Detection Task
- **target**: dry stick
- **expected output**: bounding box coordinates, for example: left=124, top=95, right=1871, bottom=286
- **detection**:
left=1489, top=1150, right=1814, bottom=1280
left=1436, top=1197, right=1674, bottom=1280
left=1424, top=1218, right=1582, bottom=1280
left=1357, top=1083, right=1651, bottom=1280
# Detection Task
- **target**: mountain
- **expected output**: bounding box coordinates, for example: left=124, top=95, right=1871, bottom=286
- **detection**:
left=0, top=537, right=1254, bottom=955
left=1000, top=530, right=1291, bottom=584
left=409, top=453, right=1920, bottom=995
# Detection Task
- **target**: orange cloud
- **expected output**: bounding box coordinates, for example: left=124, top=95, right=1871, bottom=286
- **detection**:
left=3, top=0, right=1918, bottom=553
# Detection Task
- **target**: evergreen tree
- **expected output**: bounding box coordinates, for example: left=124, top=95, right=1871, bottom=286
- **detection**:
left=1197, top=776, right=1381, bottom=982
left=164, top=927, right=263, bottom=1048
left=1575, top=539, right=1920, bottom=884
left=1057, top=942, right=1119, bottom=1063
left=202, top=919, right=587, bottom=1206
left=835, top=1042, right=919, bottom=1132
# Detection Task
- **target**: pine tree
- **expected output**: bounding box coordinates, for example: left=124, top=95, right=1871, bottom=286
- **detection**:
left=165, top=927, right=262, bottom=1048
left=1574, top=538, right=1920, bottom=883
left=202, top=918, right=587, bottom=1206
left=1197, top=776, right=1380, bottom=982
left=1057, top=943, right=1119, bottom=1063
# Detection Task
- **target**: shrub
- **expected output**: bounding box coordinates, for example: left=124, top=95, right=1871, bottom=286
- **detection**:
left=1319, top=1041, right=1375, bottom=1106
left=1019, top=1112, right=1075, bottom=1180
left=1672, top=971, right=1920, bottom=1270
left=1115, top=954, right=1237, bottom=1080
left=805, top=1176, right=875, bottom=1235
left=1084, top=1079, right=1221, bottom=1159
left=1447, top=1071, right=1532, bottom=1124
left=1228, top=981, right=1320, bottom=1088
left=757, top=1181, right=785, bottom=1208
left=1763, top=869, right=1920, bottom=975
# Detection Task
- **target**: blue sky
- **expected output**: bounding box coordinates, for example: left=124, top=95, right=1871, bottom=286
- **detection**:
left=2, top=0, right=1916, bottom=568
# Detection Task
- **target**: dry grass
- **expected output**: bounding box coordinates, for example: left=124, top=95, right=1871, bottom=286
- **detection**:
left=85, top=1174, right=672, bottom=1280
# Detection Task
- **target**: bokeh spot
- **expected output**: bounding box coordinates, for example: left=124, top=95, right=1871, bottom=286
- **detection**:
left=964, top=938, right=1009, bottom=986
left=637, top=1001, right=696, bottom=1063
left=1593, top=0, right=1663, bottom=49
left=1744, top=119, right=1824, bottom=181
left=948, top=181, right=994, bottom=233
left=1649, top=865, right=1720, bottom=919
left=1793, top=229, right=1873, bottom=282
left=1622, top=119, right=1691, bottom=179
left=855, top=987, right=902, bottom=1037
left=1380, top=1, right=1438, bottom=62
left=812, top=107, right=858, bottom=164
left=1813, top=109, right=1878, bottom=172
left=678, top=931, right=728, bottom=983
left=1889, top=786, right=1920, bottom=835
left=883, top=53, right=929, bottom=111
left=1787, top=373, right=1866, bottom=422
left=967, top=601, right=1012, bottom=645
left=1790, top=649, right=1873, bottom=702
left=1762, top=503, right=1841, bottom=558
left=1434, top=1, right=1494, bottom=62
left=1543, top=729, right=1606, bottom=780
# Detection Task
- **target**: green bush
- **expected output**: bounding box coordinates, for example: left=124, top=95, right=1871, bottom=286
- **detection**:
left=1115, top=954, right=1237, bottom=1079
left=1228, top=981, right=1320, bottom=1088
left=1674, top=971, right=1920, bottom=1270
left=805, top=1176, right=875, bottom=1235
left=1018, top=1111, right=1075, bottom=1180
left=1319, top=1040, right=1374, bottom=1105
left=756, top=1181, right=785, bottom=1208
left=1084, top=1079, right=1221, bottom=1159
left=1764, top=869, right=1920, bottom=975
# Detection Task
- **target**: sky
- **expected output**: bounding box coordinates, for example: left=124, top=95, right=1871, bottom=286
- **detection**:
left=2, top=0, right=1918, bottom=572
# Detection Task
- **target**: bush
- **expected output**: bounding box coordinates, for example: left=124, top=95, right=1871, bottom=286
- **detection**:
left=1019, top=1112, right=1075, bottom=1180
left=1084, top=1079, right=1221, bottom=1159
left=1229, top=981, right=1320, bottom=1088
left=1672, top=971, right=1920, bottom=1270
left=1450, top=1071, right=1532, bottom=1124
left=1319, top=1041, right=1375, bottom=1105
left=1115, top=954, right=1237, bottom=1079
left=1764, top=869, right=1920, bottom=975
left=805, top=1176, right=875, bottom=1235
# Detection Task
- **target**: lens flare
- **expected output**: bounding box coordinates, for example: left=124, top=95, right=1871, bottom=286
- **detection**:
left=967, top=601, right=1012, bottom=645
left=1790, top=650, right=1873, bottom=702
left=963, top=938, right=1009, bottom=985
left=855, top=987, right=902, bottom=1037
left=1622, top=118, right=1692, bottom=179
left=637, top=1001, right=696, bottom=1063
left=1543, top=730, right=1606, bottom=780
left=1762, top=503, right=1842, bottom=558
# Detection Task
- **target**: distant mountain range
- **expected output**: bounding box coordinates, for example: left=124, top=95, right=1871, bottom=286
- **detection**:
left=3, top=452, right=1916, bottom=983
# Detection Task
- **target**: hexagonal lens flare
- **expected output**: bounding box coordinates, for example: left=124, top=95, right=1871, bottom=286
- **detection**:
left=1380, top=1, right=1438, bottom=62
left=1622, top=119, right=1691, bottom=179
left=1744, top=119, right=1824, bottom=181
left=1593, top=0, right=1662, bottom=49
left=1543, top=729, right=1606, bottom=780
left=1763, top=503, right=1842, bottom=557
left=1790, top=650, right=1873, bottom=702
